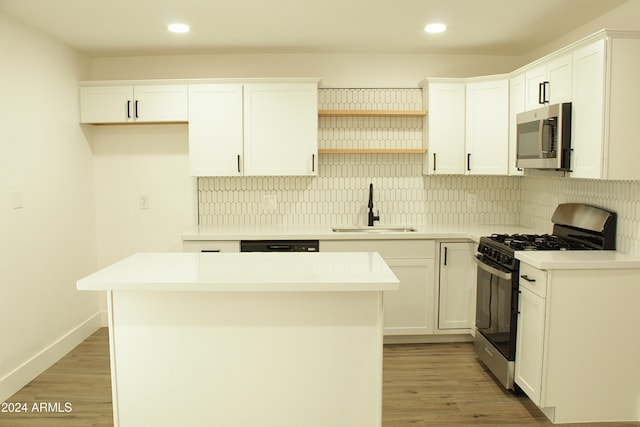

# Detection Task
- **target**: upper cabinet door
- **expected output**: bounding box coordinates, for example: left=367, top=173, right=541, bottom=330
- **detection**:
left=243, top=83, right=318, bottom=176
left=188, top=84, right=243, bottom=177
left=80, top=84, right=187, bottom=124
left=570, top=39, right=606, bottom=179
left=80, top=86, right=134, bottom=123
left=133, top=85, right=188, bottom=122
left=465, top=79, right=509, bottom=175
left=546, top=54, right=572, bottom=104
left=524, top=64, right=547, bottom=111
left=524, top=53, right=572, bottom=111
left=427, top=82, right=466, bottom=174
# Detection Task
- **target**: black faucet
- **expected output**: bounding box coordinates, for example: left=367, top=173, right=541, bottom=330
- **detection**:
left=368, top=183, right=380, bottom=226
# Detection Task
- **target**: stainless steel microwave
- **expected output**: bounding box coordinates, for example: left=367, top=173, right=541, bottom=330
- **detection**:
left=516, top=102, right=571, bottom=171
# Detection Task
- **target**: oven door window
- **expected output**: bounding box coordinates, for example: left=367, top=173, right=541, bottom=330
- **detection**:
left=476, top=262, right=517, bottom=360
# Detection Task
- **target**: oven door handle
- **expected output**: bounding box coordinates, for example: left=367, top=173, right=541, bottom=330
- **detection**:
left=473, top=255, right=512, bottom=280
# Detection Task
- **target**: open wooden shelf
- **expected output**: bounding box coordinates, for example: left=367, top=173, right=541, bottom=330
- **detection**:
left=318, top=148, right=427, bottom=154
left=318, top=110, right=427, bottom=117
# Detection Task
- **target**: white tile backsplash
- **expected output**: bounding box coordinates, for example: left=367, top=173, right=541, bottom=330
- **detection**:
left=520, top=176, right=640, bottom=255
left=319, top=89, right=423, bottom=150
left=197, top=87, right=640, bottom=257
left=198, top=154, right=520, bottom=227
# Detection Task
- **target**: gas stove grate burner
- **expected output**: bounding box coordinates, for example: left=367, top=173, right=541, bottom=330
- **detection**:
left=487, top=233, right=593, bottom=251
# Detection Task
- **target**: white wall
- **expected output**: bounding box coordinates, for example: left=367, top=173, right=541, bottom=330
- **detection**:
left=522, top=0, right=640, bottom=64
left=89, top=53, right=521, bottom=87
left=91, top=124, right=195, bottom=267
left=0, top=14, right=100, bottom=400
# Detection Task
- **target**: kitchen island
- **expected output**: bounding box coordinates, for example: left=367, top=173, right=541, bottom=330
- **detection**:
left=77, top=252, right=398, bottom=427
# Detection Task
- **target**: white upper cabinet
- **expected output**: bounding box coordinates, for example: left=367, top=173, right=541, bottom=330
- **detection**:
left=188, top=84, right=244, bottom=176
left=425, top=78, right=509, bottom=176
left=80, top=84, right=187, bottom=124
left=465, top=78, right=509, bottom=175
left=570, top=34, right=640, bottom=180
left=524, top=53, right=572, bottom=110
left=243, top=83, right=318, bottom=176
left=188, top=81, right=319, bottom=177
left=426, top=81, right=466, bottom=174
left=509, top=73, right=525, bottom=176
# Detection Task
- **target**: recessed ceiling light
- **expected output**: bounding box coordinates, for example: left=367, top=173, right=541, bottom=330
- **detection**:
left=424, top=23, right=447, bottom=34
left=168, top=23, right=190, bottom=33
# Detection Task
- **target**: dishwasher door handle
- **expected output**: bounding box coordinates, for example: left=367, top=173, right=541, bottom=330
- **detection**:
left=267, top=245, right=293, bottom=251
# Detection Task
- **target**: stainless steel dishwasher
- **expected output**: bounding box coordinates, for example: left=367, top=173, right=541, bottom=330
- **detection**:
left=240, top=240, right=319, bottom=252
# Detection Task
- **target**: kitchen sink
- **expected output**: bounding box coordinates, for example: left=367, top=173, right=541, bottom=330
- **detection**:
left=331, top=226, right=418, bottom=233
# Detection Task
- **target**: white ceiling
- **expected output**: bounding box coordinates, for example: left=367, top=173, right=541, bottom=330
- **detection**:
left=0, top=0, right=629, bottom=57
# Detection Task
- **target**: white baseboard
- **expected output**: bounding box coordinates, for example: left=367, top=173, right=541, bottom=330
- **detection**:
left=0, top=311, right=107, bottom=402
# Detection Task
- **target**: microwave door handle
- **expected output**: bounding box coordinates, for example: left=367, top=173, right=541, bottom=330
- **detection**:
left=538, top=120, right=545, bottom=155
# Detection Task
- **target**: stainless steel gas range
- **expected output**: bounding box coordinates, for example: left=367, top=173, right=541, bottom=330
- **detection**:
left=473, top=203, right=617, bottom=390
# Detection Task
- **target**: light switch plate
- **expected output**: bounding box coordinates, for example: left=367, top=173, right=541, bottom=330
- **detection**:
left=139, top=195, right=150, bottom=209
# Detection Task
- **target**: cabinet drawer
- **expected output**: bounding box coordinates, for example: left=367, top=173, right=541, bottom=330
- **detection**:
left=519, top=262, right=548, bottom=298
left=183, top=240, right=240, bottom=253
left=321, top=239, right=435, bottom=259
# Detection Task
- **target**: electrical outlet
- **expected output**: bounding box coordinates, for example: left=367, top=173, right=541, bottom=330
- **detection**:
left=262, top=194, right=277, bottom=210
left=139, top=195, right=150, bottom=209
left=466, top=192, right=477, bottom=210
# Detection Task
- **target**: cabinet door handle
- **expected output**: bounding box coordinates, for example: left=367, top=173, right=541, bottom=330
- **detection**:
left=443, top=246, right=448, bottom=266
left=520, top=274, right=536, bottom=282
left=237, top=155, right=241, bottom=173
left=543, top=81, right=550, bottom=103
left=467, top=153, right=471, bottom=171
left=538, top=82, right=544, bottom=104
left=134, top=100, right=139, bottom=118
left=539, top=81, right=550, bottom=104
left=433, top=153, right=437, bottom=171
left=126, top=100, right=131, bottom=119
left=312, top=154, right=315, bottom=172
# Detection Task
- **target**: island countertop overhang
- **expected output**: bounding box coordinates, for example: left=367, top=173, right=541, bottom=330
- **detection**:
left=77, top=252, right=400, bottom=292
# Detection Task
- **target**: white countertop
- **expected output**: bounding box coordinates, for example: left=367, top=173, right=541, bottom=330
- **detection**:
left=182, top=223, right=538, bottom=242
left=515, top=250, right=640, bottom=270
left=77, top=252, right=399, bottom=292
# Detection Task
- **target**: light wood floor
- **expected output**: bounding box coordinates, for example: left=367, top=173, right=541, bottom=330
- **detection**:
left=2, top=328, right=638, bottom=426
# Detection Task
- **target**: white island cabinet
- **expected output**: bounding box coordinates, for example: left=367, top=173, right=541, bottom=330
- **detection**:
left=77, top=252, right=398, bottom=427
left=514, top=252, right=640, bottom=424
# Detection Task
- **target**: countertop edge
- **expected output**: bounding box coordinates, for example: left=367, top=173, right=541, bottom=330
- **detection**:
left=515, top=251, right=640, bottom=270
left=76, top=252, right=400, bottom=292
left=180, top=224, right=537, bottom=243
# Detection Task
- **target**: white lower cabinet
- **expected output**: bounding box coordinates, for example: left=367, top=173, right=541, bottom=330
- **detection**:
left=437, top=242, right=476, bottom=331
left=514, top=286, right=545, bottom=405
left=515, top=262, right=548, bottom=406
left=383, top=258, right=435, bottom=335
left=320, top=239, right=436, bottom=336
left=513, top=260, right=640, bottom=423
